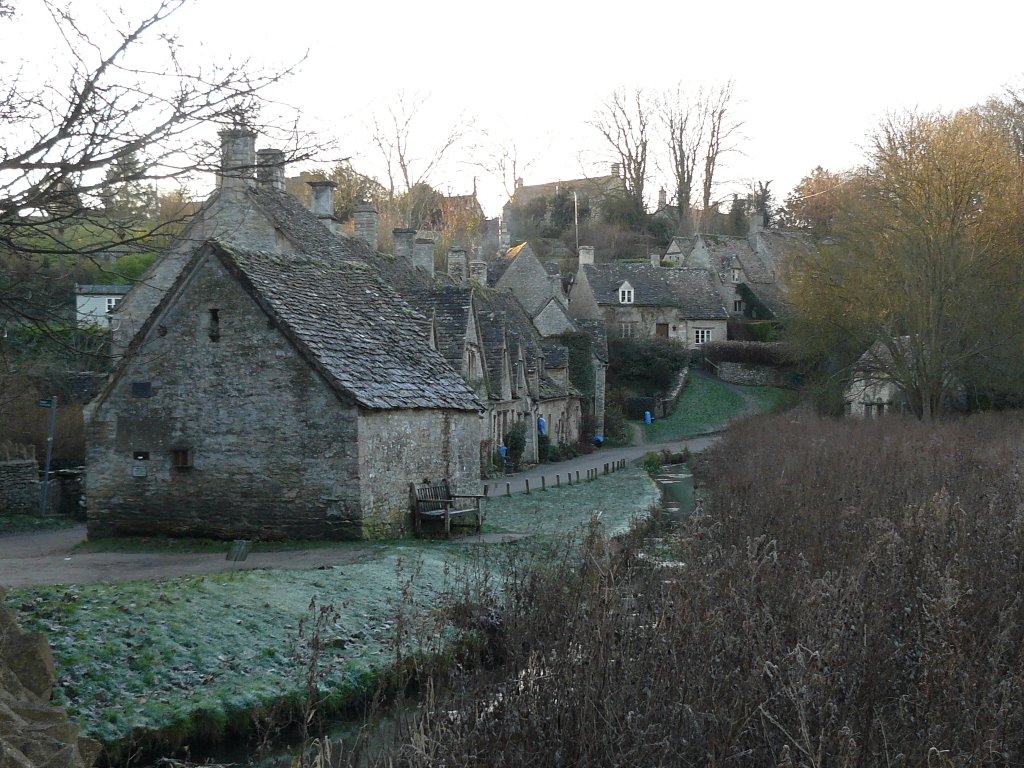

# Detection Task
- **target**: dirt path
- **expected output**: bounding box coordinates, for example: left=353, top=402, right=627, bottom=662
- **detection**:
left=1, top=432, right=718, bottom=590
left=0, top=526, right=529, bottom=589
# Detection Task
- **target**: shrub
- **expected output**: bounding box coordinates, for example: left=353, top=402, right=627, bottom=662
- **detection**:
left=537, top=433, right=551, bottom=463
left=702, top=339, right=794, bottom=366
left=607, top=336, right=689, bottom=395
left=504, top=422, right=527, bottom=467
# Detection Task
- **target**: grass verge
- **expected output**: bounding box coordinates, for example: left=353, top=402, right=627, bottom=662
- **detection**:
left=0, top=514, right=77, bottom=535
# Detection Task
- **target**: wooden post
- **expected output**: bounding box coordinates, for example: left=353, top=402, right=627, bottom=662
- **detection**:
left=604, top=463, right=609, bottom=475
left=484, top=484, right=490, bottom=497
left=525, top=478, right=530, bottom=494
left=505, top=482, right=511, bottom=497
left=541, top=476, right=546, bottom=490
left=556, top=475, right=561, bottom=488
left=576, top=470, right=580, bottom=483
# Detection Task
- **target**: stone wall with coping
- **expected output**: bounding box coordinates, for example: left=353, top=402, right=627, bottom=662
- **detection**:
left=716, top=361, right=785, bottom=387
left=0, top=460, right=38, bottom=516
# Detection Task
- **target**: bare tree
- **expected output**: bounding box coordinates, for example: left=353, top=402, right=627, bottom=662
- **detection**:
left=1, top=0, right=317, bottom=326
left=369, top=91, right=475, bottom=202
left=476, top=136, right=539, bottom=201
left=591, top=87, right=651, bottom=217
left=700, top=80, right=742, bottom=215
left=659, top=83, right=706, bottom=231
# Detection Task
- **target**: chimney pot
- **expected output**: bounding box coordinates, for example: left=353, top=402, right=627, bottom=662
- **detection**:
left=393, top=228, right=416, bottom=262
left=218, top=128, right=257, bottom=196
left=353, top=202, right=379, bottom=251
left=307, top=181, right=338, bottom=235
left=447, top=247, right=468, bottom=283
left=256, top=148, right=286, bottom=191
left=469, top=260, right=488, bottom=285
left=413, top=237, right=435, bottom=277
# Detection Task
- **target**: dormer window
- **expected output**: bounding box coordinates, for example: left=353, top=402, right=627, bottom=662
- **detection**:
left=732, top=268, right=742, bottom=283
left=618, top=282, right=634, bottom=304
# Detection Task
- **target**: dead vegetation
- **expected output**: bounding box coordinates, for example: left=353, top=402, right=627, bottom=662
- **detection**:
left=324, top=413, right=1024, bottom=767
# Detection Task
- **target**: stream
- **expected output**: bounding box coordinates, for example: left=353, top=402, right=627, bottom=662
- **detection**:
left=147, top=466, right=696, bottom=768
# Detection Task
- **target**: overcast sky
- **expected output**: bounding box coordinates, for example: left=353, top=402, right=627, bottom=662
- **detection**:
left=11, top=0, right=1024, bottom=217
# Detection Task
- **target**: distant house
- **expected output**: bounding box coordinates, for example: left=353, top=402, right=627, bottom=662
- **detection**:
left=502, top=165, right=628, bottom=240
left=568, top=250, right=728, bottom=348
left=843, top=338, right=912, bottom=417
left=76, top=284, right=131, bottom=328
left=88, top=130, right=482, bottom=541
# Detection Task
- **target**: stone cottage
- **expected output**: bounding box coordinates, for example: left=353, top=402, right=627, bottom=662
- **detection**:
left=665, top=218, right=815, bottom=320
left=568, top=249, right=728, bottom=347
left=88, top=130, right=482, bottom=540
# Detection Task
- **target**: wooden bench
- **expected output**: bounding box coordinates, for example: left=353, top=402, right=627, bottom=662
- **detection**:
left=410, top=479, right=485, bottom=537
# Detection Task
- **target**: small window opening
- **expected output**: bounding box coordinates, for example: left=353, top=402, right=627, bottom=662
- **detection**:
left=133, top=451, right=150, bottom=461
left=171, top=448, right=193, bottom=469
left=208, top=308, right=220, bottom=342
left=131, top=381, right=152, bottom=398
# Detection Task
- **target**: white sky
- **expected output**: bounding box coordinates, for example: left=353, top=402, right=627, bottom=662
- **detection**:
left=10, top=0, right=1024, bottom=217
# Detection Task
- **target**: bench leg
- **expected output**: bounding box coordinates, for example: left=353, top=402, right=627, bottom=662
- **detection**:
left=444, top=509, right=450, bottom=538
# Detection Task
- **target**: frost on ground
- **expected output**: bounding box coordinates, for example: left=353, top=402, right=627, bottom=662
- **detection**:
left=7, top=468, right=658, bottom=747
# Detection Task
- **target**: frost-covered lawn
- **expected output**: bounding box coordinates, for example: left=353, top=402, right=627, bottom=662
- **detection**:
left=643, top=375, right=790, bottom=442
left=8, top=468, right=657, bottom=751
left=483, top=467, right=658, bottom=537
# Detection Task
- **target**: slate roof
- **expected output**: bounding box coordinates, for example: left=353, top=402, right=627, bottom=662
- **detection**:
left=581, top=264, right=727, bottom=320
left=77, top=284, right=132, bottom=296
left=542, top=343, right=569, bottom=369
left=505, top=174, right=626, bottom=210
left=216, top=243, right=479, bottom=411
left=698, top=235, right=775, bottom=284
left=574, top=318, right=608, bottom=363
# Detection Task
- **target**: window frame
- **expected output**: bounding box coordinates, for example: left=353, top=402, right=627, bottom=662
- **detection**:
left=693, top=327, right=713, bottom=346
left=170, top=448, right=193, bottom=470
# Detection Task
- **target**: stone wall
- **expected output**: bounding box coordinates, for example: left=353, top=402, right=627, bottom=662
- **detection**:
left=358, top=409, right=481, bottom=536
left=0, top=586, right=100, bottom=767
left=0, top=461, right=39, bottom=517
left=88, top=255, right=364, bottom=540
left=716, top=361, right=786, bottom=387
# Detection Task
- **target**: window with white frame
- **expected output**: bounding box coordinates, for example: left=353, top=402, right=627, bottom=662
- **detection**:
left=733, top=299, right=745, bottom=313
left=618, top=321, right=637, bottom=338
left=694, top=327, right=713, bottom=345
left=731, top=268, right=742, bottom=283
left=618, top=282, right=634, bottom=304
left=106, top=297, right=121, bottom=313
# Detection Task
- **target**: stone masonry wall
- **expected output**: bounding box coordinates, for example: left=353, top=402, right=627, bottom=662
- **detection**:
left=358, top=408, right=481, bottom=536
left=0, top=461, right=39, bottom=517
left=88, top=254, right=364, bottom=540
left=716, top=361, right=784, bottom=387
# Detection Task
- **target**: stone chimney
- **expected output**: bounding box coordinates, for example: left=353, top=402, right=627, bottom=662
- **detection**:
left=650, top=252, right=661, bottom=267
left=447, top=248, right=468, bottom=283
left=393, top=228, right=416, bottom=262
left=658, top=187, right=667, bottom=209
left=256, top=148, right=285, bottom=191
left=307, top=181, right=338, bottom=235
left=353, top=202, right=379, bottom=251
left=578, top=245, right=595, bottom=266
left=218, top=128, right=257, bottom=197
left=515, top=177, right=524, bottom=190
left=610, top=162, right=620, bottom=178
left=413, top=237, right=435, bottom=277
left=469, top=260, right=488, bottom=285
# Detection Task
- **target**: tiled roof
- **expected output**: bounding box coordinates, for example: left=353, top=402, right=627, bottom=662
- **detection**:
left=581, top=264, right=727, bottom=320
left=542, top=343, right=569, bottom=369
left=217, top=243, right=479, bottom=411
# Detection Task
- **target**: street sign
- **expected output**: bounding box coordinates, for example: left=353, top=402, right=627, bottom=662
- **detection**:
left=37, top=399, right=52, bottom=408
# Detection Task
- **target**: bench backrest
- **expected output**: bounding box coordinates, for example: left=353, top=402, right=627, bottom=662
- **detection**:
left=414, top=479, right=453, bottom=513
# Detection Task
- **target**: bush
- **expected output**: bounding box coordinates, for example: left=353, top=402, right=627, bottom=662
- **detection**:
left=537, top=433, right=551, bottom=463
left=607, top=336, right=689, bottom=395
left=702, top=340, right=794, bottom=366
left=504, top=421, right=527, bottom=467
